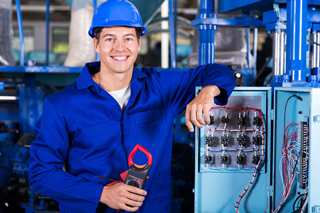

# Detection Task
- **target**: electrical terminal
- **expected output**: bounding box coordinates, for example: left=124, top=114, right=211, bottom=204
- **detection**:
left=237, top=153, right=246, bottom=165
left=237, top=116, right=246, bottom=126
left=205, top=154, right=214, bottom=164
left=206, top=136, right=214, bottom=146
left=221, top=154, right=230, bottom=165
left=237, top=134, right=246, bottom=146
left=253, top=116, right=262, bottom=126
left=252, top=135, right=261, bottom=146
left=221, top=135, right=230, bottom=147
left=252, top=154, right=260, bottom=165
left=221, top=116, right=230, bottom=124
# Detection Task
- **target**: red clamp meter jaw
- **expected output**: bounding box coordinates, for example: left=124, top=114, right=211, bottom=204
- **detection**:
left=124, top=144, right=152, bottom=189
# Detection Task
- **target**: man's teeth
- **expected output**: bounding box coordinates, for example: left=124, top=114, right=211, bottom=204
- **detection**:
left=113, top=56, right=127, bottom=60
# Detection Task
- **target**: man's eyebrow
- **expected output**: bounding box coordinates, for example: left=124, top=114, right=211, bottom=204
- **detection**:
left=102, top=34, right=115, bottom=38
left=124, top=33, right=136, bottom=37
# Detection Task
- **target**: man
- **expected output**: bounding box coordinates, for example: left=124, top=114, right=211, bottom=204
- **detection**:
left=29, top=0, right=236, bottom=212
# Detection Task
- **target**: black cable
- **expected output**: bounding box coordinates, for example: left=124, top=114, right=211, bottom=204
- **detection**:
left=248, top=54, right=273, bottom=86
left=293, top=193, right=305, bottom=213
left=284, top=94, right=303, bottom=142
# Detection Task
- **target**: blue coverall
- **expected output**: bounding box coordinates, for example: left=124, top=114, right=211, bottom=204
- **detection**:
left=29, top=62, right=236, bottom=212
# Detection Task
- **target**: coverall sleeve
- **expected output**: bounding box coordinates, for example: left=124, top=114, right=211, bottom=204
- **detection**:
left=157, top=64, right=236, bottom=114
left=29, top=97, right=104, bottom=212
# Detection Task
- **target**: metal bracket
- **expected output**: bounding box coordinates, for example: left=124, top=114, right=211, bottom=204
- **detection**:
left=313, top=115, right=320, bottom=123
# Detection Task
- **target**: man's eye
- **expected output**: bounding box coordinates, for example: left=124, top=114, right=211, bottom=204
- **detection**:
left=106, top=38, right=113, bottom=42
left=126, top=38, right=133, bottom=41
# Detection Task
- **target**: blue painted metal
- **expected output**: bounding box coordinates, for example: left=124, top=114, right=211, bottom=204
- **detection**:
left=246, top=28, right=252, bottom=69
left=46, top=0, right=50, bottom=66
left=196, top=0, right=215, bottom=66
left=18, top=85, right=45, bottom=136
left=168, top=0, right=176, bottom=68
left=15, top=0, right=25, bottom=66
left=273, top=87, right=320, bottom=213
left=0, top=66, right=82, bottom=73
left=194, top=87, right=272, bottom=212
left=191, top=16, right=265, bottom=28
left=253, top=28, right=258, bottom=72
left=286, top=0, right=308, bottom=82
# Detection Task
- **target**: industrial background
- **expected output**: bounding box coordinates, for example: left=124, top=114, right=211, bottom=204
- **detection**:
left=0, top=0, right=319, bottom=212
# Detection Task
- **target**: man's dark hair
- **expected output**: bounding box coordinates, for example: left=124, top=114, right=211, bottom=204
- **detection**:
left=94, top=27, right=143, bottom=44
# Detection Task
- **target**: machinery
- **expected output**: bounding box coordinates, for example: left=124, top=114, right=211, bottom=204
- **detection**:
left=0, top=0, right=320, bottom=212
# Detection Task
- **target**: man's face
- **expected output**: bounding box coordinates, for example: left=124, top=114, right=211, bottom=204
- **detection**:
left=94, top=26, right=141, bottom=75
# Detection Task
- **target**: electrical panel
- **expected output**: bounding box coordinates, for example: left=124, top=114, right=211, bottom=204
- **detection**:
left=273, top=88, right=320, bottom=213
left=195, top=87, right=272, bottom=213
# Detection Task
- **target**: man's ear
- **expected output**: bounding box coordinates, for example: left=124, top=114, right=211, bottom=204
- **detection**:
left=93, top=37, right=100, bottom=54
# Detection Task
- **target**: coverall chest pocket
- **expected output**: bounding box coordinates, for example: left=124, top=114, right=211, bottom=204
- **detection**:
left=133, top=108, right=166, bottom=149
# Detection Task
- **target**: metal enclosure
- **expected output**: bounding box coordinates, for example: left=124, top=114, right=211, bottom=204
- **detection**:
left=194, top=87, right=272, bottom=213
left=273, top=87, right=320, bottom=213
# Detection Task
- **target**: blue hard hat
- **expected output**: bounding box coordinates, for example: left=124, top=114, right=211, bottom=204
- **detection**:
left=88, top=0, right=146, bottom=38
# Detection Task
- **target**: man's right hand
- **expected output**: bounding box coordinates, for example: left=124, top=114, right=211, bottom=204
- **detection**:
left=100, top=182, right=147, bottom=212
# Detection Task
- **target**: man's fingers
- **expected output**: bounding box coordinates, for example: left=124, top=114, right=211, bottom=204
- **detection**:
left=120, top=203, right=139, bottom=212
left=126, top=191, right=145, bottom=202
left=196, top=105, right=205, bottom=125
left=191, top=104, right=202, bottom=128
left=185, top=104, right=194, bottom=132
left=125, top=185, right=147, bottom=196
left=203, top=105, right=211, bottom=124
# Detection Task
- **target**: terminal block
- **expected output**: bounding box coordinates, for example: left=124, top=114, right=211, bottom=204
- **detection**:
left=253, top=116, right=262, bottom=126
left=237, top=153, right=246, bottom=165
left=237, top=116, right=246, bottom=126
left=252, top=135, right=262, bottom=146
left=206, top=136, right=214, bottom=146
left=221, top=154, right=230, bottom=165
left=209, top=115, right=214, bottom=125
left=237, top=135, right=246, bottom=146
left=221, top=135, right=230, bottom=147
left=205, top=154, right=214, bottom=164
left=221, top=116, right=230, bottom=124
left=252, top=155, right=260, bottom=165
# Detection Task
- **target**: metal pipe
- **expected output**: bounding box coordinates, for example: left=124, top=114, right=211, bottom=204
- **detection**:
left=0, top=96, right=18, bottom=101
left=253, top=28, right=258, bottom=73
left=279, top=31, right=286, bottom=75
left=317, top=32, right=320, bottom=68
left=198, top=0, right=215, bottom=65
left=286, top=0, right=308, bottom=82
left=15, top=0, right=25, bottom=66
left=246, top=28, right=251, bottom=70
left=311, top=33, right=316, bottom=68
left=94, top=0, right=99, bottom=62
left=161, top=0, right=169, bottom=68
left=273, top=31, right=280, bottom=76
left=168, top=0, right=176, bottom=68
left=45, top=0, right=50, bottom=66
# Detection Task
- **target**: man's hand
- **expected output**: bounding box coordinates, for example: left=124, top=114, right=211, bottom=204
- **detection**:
left=100, top=182, right=147, bottom=212
left=185, top=85, right=220, bottom=132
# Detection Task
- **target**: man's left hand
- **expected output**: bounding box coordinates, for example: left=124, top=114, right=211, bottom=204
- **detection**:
left=185, top=85, right=220, bottom=132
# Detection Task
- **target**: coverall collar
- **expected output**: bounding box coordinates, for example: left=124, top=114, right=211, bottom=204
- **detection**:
left=76, top=61, right=147, bottom=90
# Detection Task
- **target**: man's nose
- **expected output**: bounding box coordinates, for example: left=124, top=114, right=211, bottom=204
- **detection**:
left=114, top=40, right=125, bottom=51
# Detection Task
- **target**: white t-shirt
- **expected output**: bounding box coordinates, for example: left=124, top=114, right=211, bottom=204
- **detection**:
left=108, top=84, right=131, bottom=113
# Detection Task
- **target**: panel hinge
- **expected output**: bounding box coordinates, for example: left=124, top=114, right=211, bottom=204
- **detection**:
left=313, top=115, right=320, bottom=123
left=312, top=205, right=320, bottom=212
left=271, top=109, right=274, bottom=120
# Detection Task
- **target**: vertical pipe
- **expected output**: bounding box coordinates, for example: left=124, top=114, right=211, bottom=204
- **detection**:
left=45, top=0, right=50, bottom=66
left=161, top=0, right=169, bottom=68
left=311, top=33, right=316, bottom=68
left=246, top=28, right=251, bottom=70
left=198, top=0, right=215, bottom=66
left=273, top=31, right=280, bottom=76
left=15, top=0, right=24, bottom=66
left=279, top=31, right=286, bottom=75
left=168, top=0, right=176, bottom=68
left=317, top=32, right=320, bottom=67
left=286, top=0, right=307, bottom=82
left=174, top=0, right=177, bottom=55
left=94, top=0, right=99, bottom=62
left=253, top=28, right=258, bottom=73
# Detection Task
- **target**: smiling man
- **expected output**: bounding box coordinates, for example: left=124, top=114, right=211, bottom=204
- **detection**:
left=29, top=0, right=236, bottom=213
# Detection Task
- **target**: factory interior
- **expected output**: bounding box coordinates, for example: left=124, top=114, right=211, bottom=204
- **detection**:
left=0, top=0, right=320, bottom=212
